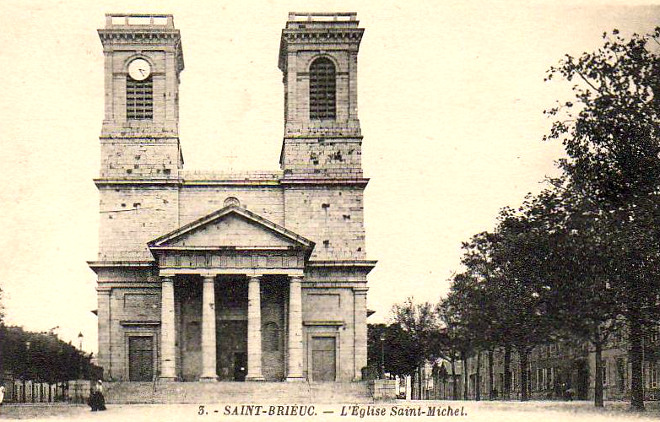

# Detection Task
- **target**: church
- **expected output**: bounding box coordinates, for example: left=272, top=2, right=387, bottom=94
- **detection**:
left=88, top=13, right=376, bottom=383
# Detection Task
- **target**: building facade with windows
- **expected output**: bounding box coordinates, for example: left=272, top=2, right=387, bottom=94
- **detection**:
left=424, top=331, right=660, bottom=402
left=88, top=13, right=375, bottom=383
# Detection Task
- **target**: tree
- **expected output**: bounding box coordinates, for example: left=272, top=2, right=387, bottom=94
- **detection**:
left=457, top=231, right=511, bottom=400
left=368, top=323, right=419, bottom=379
left=436, top=302, right=465, bottom=400
left=536, top=183, right=624, bottom=407
left=0, top=326, right=100, bottom=383
left=545, top=27, right=660, bottom=411
left=391, top=298, right=443, bottom=398
left=488, top=194, right=562, bottom=401
left=439, top=290, right=477, bottom=400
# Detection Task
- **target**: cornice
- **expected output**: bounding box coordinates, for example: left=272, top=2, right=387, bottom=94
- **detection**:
left=98, top=29, right=181, bottom=43
left=94, top=179, right=181, bottom=188
left=306, top=260, right=377, bottom=274
left=280, top=178, right=369, bottom=188
left=88, top=260, right=155, bottom=273
left=281, top=28, right=364, bottom=44
left=94, top=177, right=368, bottom=188
left=181, top=179, right=281, bottom=187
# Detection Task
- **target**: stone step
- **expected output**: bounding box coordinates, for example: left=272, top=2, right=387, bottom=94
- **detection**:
left=105, top=381, right=373, bottom=404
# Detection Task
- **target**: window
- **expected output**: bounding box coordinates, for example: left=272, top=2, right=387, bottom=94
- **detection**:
left=309, top=57, right=336, bottom=120
left=537, top=368, right=545, bottom=391
left=616, top=358, right=626, bottom=393
left=127, top=76, right=153, bottom=120
left=651, top=361, right=658, bottom=389
left=548, top=367, right=554, bottom=390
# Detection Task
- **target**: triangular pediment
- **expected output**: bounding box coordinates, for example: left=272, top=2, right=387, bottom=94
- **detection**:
left=148, top=205, right=314, bottom=250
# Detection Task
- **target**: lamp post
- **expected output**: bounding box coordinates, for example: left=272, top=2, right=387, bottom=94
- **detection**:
left=25, top=341, right=32, bottom=403
left=77, top=333, right=84, bottom=379
left=380, top=333, right=385, bottom=380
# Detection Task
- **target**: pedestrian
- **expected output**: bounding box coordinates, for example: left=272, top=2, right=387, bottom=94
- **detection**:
left=88, top=380, right=106, bottom=411
left=96, top=380, right=106, bottom=411
left=0, top=384, right=5, bottom=406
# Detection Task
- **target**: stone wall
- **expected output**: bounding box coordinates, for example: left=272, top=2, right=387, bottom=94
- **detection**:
left=284, top=185, right=366, bottom=260
left=98, top=186, right=179, bottom=261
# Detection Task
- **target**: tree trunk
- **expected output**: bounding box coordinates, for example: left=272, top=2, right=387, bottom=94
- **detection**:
left=418, top=365, right=424, bottom=400
left=519, top=348, right=529, bottom=402
left=504, top=345, right=511, bottom=400
left=475, top=351, right=481, bottom=401
left=462, top=353, right=468, bottom=401
left=451, top=359, right=458, bottom=400
left=594, top=340, right=604, bottom=408
left=629, top=316, right=645, bottom=411
left=488, top=349, right=495, bottom=400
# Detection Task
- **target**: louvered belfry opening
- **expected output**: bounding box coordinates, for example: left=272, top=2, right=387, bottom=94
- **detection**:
left=309, top=58, right=336, bottom=120
left=126, top=76, right=154, bottom=120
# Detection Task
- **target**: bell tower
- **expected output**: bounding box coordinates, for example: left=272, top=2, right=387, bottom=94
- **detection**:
left=278, top=13, right=364, bottom=179
left=98, top=14, right=184, bottom=179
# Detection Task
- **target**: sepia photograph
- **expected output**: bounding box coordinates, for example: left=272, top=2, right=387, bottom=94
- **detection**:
left=1, top=0, right=660, bottom=420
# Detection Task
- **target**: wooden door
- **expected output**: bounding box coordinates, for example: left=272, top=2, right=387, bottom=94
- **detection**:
left=128, top=336, right=153, bottom=381
left=311, top=337, right=336, bottom=381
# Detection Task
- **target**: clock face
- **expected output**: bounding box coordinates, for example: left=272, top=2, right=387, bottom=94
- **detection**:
left=128, top=58, right=151, bottom=81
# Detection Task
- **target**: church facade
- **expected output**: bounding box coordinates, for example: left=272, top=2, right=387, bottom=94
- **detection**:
left=88, top=13, right=375, bottom=383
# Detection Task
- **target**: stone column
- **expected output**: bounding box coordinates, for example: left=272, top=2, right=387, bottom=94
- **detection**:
left=200, top=275, right=218, bottom=381
left=287, top=276, right=304, bottom=381
left=160, top=276, right=176, bottom=381
left=353, top=288, right=368, bottom=380
left=97, top=289, right=112, bottom=379
left=246, top=276, right=264, bottom=381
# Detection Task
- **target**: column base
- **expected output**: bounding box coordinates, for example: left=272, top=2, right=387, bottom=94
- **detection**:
left=286, top=376, right=305, bottom=382
left=245, top=375, right=265, bottom=382
left=199, top=376, right=218, bottom=382
left=159, top=376, right=177, bottom=382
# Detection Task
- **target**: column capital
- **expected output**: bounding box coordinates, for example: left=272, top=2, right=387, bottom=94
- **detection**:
left=248, top=275, right=262, bottom=283
left=161, top=276, right=174, bottom=283
left=289, top=275, right=304, bottom=283
left=202, top=275, right=215, bottom=283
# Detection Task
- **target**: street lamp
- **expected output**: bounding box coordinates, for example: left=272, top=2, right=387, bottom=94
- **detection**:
left=23, top=341, right=31, bottom=403
left=77, top=333, right=84, bottom=379
left=379, top=333, right=385, bottom=379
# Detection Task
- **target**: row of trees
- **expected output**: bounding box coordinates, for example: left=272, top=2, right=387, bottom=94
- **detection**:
left=372, top=27, right=660, bottom=412
left=0, top=325, right=100, bottom=383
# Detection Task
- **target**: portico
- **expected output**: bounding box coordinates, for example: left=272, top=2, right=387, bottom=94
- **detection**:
left=148, top=205, right=313, bottom=382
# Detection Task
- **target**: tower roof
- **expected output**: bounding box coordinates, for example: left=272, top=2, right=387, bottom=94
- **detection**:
left=278, top=12, right=364, bottom=72
left=98, top=13, right=184, bottom=74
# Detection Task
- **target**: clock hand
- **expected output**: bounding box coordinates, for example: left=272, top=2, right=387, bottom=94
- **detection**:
left=139, top=69, right=145, bottom=76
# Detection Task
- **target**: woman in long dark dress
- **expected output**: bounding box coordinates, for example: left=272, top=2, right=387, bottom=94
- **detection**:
left=89, top=380, right=107, bottom=411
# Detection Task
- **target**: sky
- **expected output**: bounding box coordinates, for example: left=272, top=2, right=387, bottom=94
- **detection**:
left=0, top=0, right=659, bottom=353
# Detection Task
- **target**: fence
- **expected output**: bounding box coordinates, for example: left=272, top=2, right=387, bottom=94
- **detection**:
left=1, top=378, right=91, bottom=404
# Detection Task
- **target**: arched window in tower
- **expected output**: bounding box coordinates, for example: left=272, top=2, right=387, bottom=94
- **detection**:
left=126, top=58, right=154, bottom=120
left=309, top=57, right=336, bottom=120
left=126, top=76, right=153, bottom=120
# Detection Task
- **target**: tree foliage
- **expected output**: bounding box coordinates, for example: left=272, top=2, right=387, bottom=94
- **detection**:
left=0, top=326, right=101, bottom=383
left=544, top=28, right=660, bottom=411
